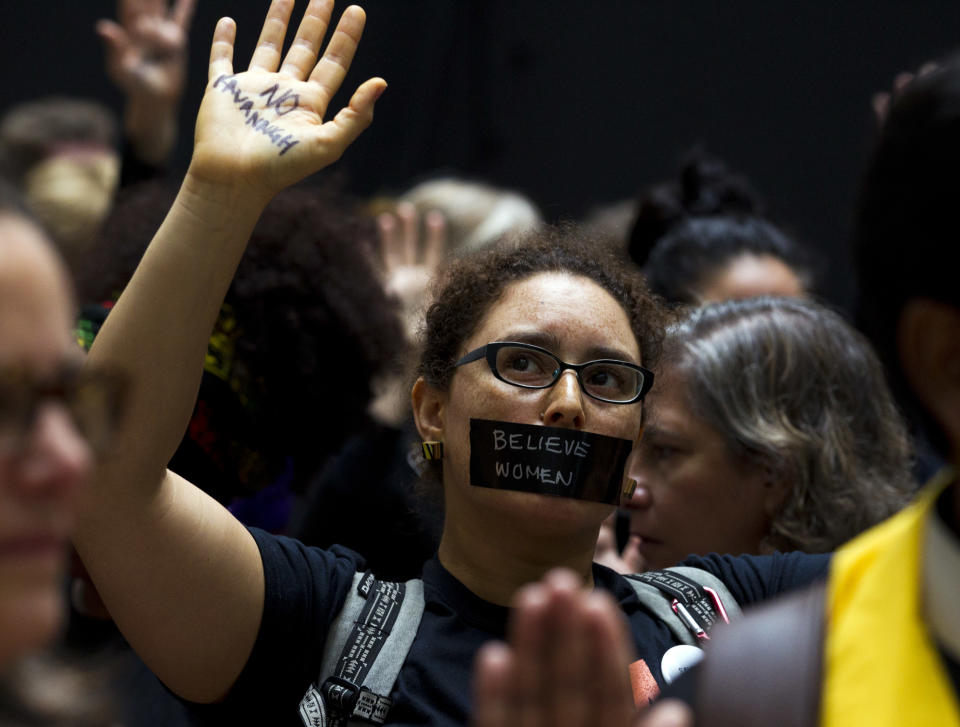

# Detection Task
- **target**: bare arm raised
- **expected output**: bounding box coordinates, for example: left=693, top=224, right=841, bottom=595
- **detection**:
left=74, top=0, right=385, bottom=704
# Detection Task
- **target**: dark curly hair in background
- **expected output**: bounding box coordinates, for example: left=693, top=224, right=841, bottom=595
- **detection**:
left=77, top=180, right=404, bottom=502
left=627, top=150, right=819, bottom=305
left=419, top=222, right=669, bottom=390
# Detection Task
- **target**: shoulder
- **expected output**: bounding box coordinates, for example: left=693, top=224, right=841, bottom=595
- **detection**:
left=251, top=528, right=368, bottom=621
left=202, top=531, right=368, bottom=722
left=680, top=551, right=831, bottom=605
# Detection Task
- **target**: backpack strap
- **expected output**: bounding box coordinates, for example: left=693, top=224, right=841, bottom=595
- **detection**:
left=624, top=567, right=743, bottom=645
left=299, top=571, right=426, bottom=727
left=696, top=581, right=827, bottom=727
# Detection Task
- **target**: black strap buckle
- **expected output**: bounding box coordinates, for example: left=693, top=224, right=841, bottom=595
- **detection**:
left=320, top=676, right=392, bottom=726
left=321, top=676, right=361, bottom=718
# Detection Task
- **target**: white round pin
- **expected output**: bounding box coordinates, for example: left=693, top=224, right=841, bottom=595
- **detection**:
left=660, top=644, right=705, bottom=684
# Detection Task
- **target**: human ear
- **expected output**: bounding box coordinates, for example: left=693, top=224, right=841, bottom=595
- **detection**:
left=761, top=468, right=791, bottom=519
left=411, top=376, right=446, bottom=442
left=898, top=299, right=960, bottom=448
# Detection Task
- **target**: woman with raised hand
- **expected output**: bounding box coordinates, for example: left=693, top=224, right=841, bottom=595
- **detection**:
left=75, top=2, right=827, bottom=725
left=74, top=0, right=384, bottom=708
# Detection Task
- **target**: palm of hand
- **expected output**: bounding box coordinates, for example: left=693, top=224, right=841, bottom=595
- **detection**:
left=98, top=0, right=196, bottom=104
left=193, top=71, right=322, bottom=191
left=189, top=2, right=384, bottom=201
left=120, top=23, right=187, bottom=102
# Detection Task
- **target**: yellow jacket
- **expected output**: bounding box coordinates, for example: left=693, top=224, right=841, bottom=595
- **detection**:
left=823, top=473, right=960, bottom=726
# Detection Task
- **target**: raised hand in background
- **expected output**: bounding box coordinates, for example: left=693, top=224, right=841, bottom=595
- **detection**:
left=97, top=0, right=198, bottom=165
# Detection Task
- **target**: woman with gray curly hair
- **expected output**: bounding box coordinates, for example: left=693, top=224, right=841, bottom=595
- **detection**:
left=621, top=296, right=916, bottom=571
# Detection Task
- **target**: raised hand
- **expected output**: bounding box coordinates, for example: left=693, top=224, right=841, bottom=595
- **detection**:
left=871, top=62, right=938, bottom=126
left=189, top=0, right=386, bottom=203
left=97, top=0, right=196, bottom=104
left=378, top=202, right=447, bottom=339
left=97, top=0, right=198, bottom=163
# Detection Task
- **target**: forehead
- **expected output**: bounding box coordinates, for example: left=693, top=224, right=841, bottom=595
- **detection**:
left=700, top=254, right=804, bottom=303
left=469, top=272, right=640, bottom=360
left=0, top=215, right=75, bottom=368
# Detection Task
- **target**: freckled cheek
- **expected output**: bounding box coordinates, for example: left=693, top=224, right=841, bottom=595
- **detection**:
left=455, top=377, right=542, bottom=423
left=602, top=407, right=643, bottom=442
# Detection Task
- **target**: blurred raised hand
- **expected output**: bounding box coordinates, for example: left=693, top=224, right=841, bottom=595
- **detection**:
left=378, top=201, right=447, bottom=339
left=871, top=61, right=938, bottom=126
left=366, top=202, right=446, bottom=426
left=97, top=0, right=198, bottom=165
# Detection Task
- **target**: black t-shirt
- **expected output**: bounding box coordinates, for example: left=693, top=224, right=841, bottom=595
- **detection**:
left=186, top=530, right=829, bottom=726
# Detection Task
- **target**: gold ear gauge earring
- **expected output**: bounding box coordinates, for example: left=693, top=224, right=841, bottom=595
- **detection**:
left=622, top=478, right=639, bottom=498
left=421, top=441, right=444, bottom=461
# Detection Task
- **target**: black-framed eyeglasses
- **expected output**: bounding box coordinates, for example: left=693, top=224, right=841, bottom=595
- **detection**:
left=453, top=341, right=654, bottom=404
left=0, top=363, right=129, bottom=456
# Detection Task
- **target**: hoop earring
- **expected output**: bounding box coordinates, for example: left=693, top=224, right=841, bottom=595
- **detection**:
left=422, top=441, right=444, bottom=461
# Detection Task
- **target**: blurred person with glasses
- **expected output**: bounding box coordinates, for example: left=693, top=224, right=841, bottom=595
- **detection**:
left=0, top=180, right=124, bottom=723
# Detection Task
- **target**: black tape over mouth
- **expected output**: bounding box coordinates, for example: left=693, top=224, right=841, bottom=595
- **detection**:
left=468, top=418, right=632, bottom=505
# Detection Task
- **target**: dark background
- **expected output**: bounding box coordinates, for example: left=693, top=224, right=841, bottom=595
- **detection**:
left=3, top=1, right=960, bottom=309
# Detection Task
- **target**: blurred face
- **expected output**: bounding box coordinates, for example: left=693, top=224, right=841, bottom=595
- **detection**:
left=697, top=254, right=804, bottom=303
left=0, top=214, right=92, bottom=670
left=434, top=272, right=644, bottom=536
left=623, top=368, right=772, bottom=569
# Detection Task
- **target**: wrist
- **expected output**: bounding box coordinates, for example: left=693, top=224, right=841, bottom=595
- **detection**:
left=124, top=100, right=179, bottom=165
left=175, top=171, right=270, bottom=236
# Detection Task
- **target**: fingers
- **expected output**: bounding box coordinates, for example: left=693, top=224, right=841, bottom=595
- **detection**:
left=248, top=0, right=296, bottom=72
left=476, top=570, right=639, bottom=727
left=509, top=582, right=549, bottom=727
left=893, top=71, right=915, bottom=93
left=309, top=5, right=367, bottom=107
left=423, top=210, right=447, bottom=269
left=472, top=642, right=513, bottom=727
left=379, top=205, right=445, bottom=279
left=396, top=202, right=417, bottom=265
left=325, top=76, right=386, bottom=155
left=584, top=592, right=638, bottom=722
left=621, top=535, right=646, bottom=574
left=871, top=91, right=890, bottom=125
left=171, top=0, right=198, bottom=29
left=119, top=0, right=159, bottom=29
left=95, top=18, right=130, bottom=62
left=379, top=213, right=403, bottom=270
left=280, top=0, right=334, bottom=79
left=208, top=17, right=237, bottom=82
left=541, top=571, right=593, bottom=727
left=636, top=700, right=694, bottom=727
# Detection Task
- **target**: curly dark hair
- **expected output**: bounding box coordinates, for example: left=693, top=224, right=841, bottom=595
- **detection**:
left=77, top=180, right=404, bottom=499
left=627, top=150, right=819, bottom=304
left=419, top=223, right=669, bottom=389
